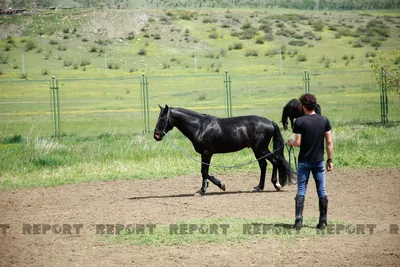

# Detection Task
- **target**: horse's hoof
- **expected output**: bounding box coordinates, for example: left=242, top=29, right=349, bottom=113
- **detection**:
left=251, top=186, right=263, bottom=192
left=274, top=183, right=282, bottom=192
left=194, top=190, right=205, bottom=197
left=220, top=182, right=226, bottom=191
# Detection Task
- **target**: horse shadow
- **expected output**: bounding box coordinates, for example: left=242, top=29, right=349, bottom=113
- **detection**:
left=127, top=189, right=289, bottom=200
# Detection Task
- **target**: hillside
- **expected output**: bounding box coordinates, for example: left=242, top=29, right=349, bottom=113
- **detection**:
left=0, top=7, right=399, bottom=80
left=1, top=0, right=399, bottom=10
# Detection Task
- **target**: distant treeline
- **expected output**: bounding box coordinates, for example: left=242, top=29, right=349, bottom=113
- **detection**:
left=2, top=0, right=399, bottom=10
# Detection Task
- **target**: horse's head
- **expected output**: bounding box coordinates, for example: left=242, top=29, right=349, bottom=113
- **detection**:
left=281, top=107, right=289, bottom=130
left=154, top=104, right=173, bottom=141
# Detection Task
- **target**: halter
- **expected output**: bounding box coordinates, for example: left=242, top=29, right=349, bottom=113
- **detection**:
left=161, top=108, right=173, bottom=135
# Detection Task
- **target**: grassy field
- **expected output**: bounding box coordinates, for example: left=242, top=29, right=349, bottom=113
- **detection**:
left=0, top=7, right=399, bottom=190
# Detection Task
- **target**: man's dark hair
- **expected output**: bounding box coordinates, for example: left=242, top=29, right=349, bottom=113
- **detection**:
left=299, top=93, right=317, bottom=111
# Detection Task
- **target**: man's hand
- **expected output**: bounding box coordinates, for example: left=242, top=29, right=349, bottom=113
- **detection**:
left=326, top=160, right=333, bottom=172
left=286, top=139, right=294, bottom=147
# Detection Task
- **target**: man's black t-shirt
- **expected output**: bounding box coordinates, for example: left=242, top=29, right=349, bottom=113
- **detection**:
left=292, top=114, right=332, bottom=163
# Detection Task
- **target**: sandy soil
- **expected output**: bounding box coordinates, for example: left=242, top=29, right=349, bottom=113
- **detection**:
left=0, top=168, right=399, bottom=266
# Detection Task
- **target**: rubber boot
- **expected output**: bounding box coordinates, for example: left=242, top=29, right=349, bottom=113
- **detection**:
left=316, top=197, right=328, bottom=229
left=293, top=195, right=305, bottom=230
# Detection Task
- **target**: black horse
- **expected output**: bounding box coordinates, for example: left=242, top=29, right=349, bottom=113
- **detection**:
left=281, top=98, right=322, bottom=130
left=154, top=105, right=293, bottom=196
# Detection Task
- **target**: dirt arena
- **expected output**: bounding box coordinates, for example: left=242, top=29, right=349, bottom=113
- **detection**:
left=1, top=168, right=399, bottom=267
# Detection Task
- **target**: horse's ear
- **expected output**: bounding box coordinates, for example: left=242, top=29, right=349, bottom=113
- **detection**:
left=158, top=104, right=163, bottom=110
left=164, top=105, right=169, bottom=112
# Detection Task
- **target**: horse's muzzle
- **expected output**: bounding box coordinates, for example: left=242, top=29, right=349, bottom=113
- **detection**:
left=153, top=131, right=164, bottom=141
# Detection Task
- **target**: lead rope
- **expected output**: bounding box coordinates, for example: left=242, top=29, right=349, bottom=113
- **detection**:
left=162, top=131, right=285, bottom=169
left=285, top=145, right=298, bottom=172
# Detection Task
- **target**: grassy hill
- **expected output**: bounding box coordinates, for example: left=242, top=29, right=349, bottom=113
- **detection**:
left=0, top=8, right=398, bottom=79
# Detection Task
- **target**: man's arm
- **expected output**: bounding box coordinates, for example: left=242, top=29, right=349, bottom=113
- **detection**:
left=325, top=130, right=333, bottom=171
left=286, top=133, right=301, bottom=147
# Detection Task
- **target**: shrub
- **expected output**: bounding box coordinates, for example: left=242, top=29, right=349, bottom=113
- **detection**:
left=63, top=58, right=73, bottom=67
left=2, top=134, right=23, bottom=144
left=239, top=28, right=257, bottom=40
left=25, top=39, right=37, bottom=51
left=127, top=32, right=135, bottom=40
left=205, top=52, right=216, bottom=58
left=297, top=54, right=307, bottom=62
left=265, top=49, right=279, bottom=56
left=80, top=58, right=90, bottom=66
left=57, top=44, right=66, bottom=51
left=198, top=93, right=206, bottom=101
left=49, top=40, right=58, bottom=45
left=162, top=62, right=170, bottom=69
left=6, top=37, right=16, bottom=46
left=220, top=49, right=226, bottom=57
left=209, top=32, right=219, bottom=39
left=352, top=40, right=363, bottom=48
left=41, top=69, right=49, bottom=75
left=202, top=17, right=214, bottom=23
left=255, top=36, right=264, bottom=44
left=138, top=48, right=147, bottom=56
left=288, top=40, right=307, bottom=46
left=232, top=42, right=243, bottom=50
left=245, top=49, right=259, bottom=57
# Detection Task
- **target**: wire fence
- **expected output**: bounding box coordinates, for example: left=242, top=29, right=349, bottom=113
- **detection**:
left=0, top=70, right=399, bottom=138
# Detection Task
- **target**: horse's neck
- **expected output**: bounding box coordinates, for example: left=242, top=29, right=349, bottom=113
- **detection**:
left=171, top=109, right=203, bottom=140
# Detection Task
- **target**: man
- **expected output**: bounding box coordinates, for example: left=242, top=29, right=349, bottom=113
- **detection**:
left=286, top=93, right=333, bottom=230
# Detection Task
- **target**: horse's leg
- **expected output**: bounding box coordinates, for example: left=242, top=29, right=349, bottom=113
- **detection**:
left=209, top=176, right=226, bottom=191
left=251, top=149, right=268, bottom=192
left=266, top=154, right=281, bottom=191
left=196, top=153, right=225, bottom=196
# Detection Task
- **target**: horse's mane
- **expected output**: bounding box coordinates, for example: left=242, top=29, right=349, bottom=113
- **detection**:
left=173, top=107, right=214, bottom=118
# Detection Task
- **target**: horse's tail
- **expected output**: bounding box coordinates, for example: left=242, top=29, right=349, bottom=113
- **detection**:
left=272, top=121, right=294, bottom=186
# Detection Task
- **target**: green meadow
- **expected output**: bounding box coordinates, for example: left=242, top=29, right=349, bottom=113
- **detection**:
left=0, top=7, right=399, bottom=189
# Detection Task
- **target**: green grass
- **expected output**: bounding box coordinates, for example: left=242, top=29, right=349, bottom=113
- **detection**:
left=103, top=217, right=350, bottom=246
left=0, top=8, right=399, bottom=190
left=0, top=121, right=399, bottom=190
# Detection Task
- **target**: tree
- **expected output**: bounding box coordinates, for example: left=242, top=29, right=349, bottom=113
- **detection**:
left=371, top=47, right=400, bottom=96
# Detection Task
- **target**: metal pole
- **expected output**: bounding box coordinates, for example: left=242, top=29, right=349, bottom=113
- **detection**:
left=224, top=70, right=232, bottom=117
left=140, top=74, right=145, bottom=133
left=21, top=53, right=25, bottom=75
left=194, top=52, right=197, bottom=74
left=145, top=75, right=149, bottom=133
left=228, top=76, right=232, bottom=117
left=140, top=74, right=150, bottom=133
left=224, top=70, right=228, bottom=117
left=105, top=52, right=107, bottom=77
left=383, top=69, right=388, bottom=124
left=50, top=76, right=61, bottom=137
left=304, top=70, right=310, bottom=93
left=380, top=68, right=384, bottom=123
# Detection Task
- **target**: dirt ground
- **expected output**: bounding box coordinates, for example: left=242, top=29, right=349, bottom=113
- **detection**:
left=0, top=168, right=399, bottom=267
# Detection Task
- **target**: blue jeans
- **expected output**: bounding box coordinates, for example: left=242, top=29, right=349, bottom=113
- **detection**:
left=297, top=161, right=327, bottom=198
